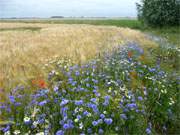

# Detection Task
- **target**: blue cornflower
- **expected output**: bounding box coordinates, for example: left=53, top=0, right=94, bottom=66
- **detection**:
left=2, top=125, right=10, bottom=132
left=86, top=83, right=90, bottom=87
left=68, top=77, right=73, bottom=83
left=59, top=120, right=64, bottom=125
left=104, top=118, right=113, bottom=125
left=67, top=119, right=74, bottom=129
left=75, top=71, right=80, bottom=76
left=100, top=114, right=105, bottom=119
left=60, top=99, right=69, bottom=106
left=60, top=107, right=68, bottom=117
left=92, top=121, right=98, bottom=126
left=95, top=92, right=101, bottom=97
left=103, top=96, right=110, bottom=106
left=56, top=130, right=64, bottom=135
left=71, top=81, right=77, bottom=86
left=54, top=86, right=59, bottom=92
left=146, top=128, right=151, bottom=134
left=97, top=119, right=103, bottom=124
left=120, top=114, right=127, bottom=120
left=148, top=68, right=156, bottom=72
left=77, top=115, right=82, bottom=120
left=14, top=102, right=21, bottom=106
left=75, top=100, right=83, bottom=106
left=9, top=95, right=15, bottom=103
left=126, top=103, right=137, bottom=110
left=92, top=79, right=98, bottom=84
left=98, top=128, right=104, bottom=134
left=87, top=128, right=92, bottom=134
left=93, top=89, right=97, bottom=93
left=63, top=123, right=70, bottom=130
left=105, top=95, right=110, bottom=100
left=138, top=96, right=143, bottom=101
left=90, top=98, right=97, bottom=103
left=83, top=111, right=90, bottom=116
left=38, top=100, right=47, bottom=106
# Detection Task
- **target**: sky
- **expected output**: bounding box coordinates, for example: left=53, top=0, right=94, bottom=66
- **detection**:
left=0, top=0, right=140, bottom=18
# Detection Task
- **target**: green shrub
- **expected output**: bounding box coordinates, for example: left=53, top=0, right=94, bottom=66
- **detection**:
left=136, top=0, right=180, bottom=26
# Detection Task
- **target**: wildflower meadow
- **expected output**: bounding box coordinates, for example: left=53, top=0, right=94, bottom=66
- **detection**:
left=0, top=41, right=179, bottom=135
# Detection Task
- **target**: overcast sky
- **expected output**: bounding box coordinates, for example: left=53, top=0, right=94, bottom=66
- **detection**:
left=0, top=0, right=140, bottom=18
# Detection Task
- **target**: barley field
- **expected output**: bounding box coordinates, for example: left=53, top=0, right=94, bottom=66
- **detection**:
left=0, top=23, right=156, bottom=89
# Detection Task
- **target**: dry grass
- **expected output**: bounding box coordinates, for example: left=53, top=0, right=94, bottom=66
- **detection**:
left=0, top=23, right=157, bottom=90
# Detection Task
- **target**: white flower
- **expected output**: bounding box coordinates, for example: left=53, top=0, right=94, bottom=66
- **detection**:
left=24, top=116, right=30, bottom=123
left=87, top=113, right=92, bottom=117
left=74, top=107, right=79, bottom=113
left=103, top=111, right=107, bottom=114
left=4, top=131, right=10, bottom=135
left=79, top=122, right=83, bottom=129
left=161, top=89, right=167, bottom=94
left=79, top=107, right=83, bottom=112
left=169, top=98, right=175, bottom=105
left=33, top=121, right=38, bottom=127
left=74, top=119, right=79, bottom=123
left=114, top=91, right=118, bottom=95
left=36, top=132, right=44, bottom=135
left=13, top=130, right=20, bottom=135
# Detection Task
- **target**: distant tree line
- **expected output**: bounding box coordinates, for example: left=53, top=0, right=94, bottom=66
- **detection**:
left=136, top=0, right=180, bottom=26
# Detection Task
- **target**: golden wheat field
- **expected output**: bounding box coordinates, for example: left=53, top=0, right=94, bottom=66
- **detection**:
left=0, top=22, right=157, bottom=90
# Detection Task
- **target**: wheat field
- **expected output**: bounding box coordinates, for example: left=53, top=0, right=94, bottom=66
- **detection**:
left=0, top=23, right=157, bottom=90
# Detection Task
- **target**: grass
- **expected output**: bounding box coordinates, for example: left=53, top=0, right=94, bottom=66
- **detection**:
left=0, top=19, right=142, bottom=29
left=144, top=26, right=180, bottom=47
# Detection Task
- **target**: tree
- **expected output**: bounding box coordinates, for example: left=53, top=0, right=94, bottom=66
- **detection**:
left=136, top=0, right=180, bottom=26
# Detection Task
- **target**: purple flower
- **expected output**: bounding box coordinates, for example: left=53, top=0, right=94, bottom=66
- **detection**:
left=9, top=95, right=15, bottom=103
left=63, top=123, right=70, bottom=129
left=100, top=114, right=105, bottom=119
left=87, top=103, right=99, bottom=113
left=75, top=100, right=83, bottom=106
left=86, top=83, right=90, bottom=87
left=77, top=115, right=82, bottom=120
left=67, top=120, right=74, bottom=129
left=56, top=130, right=64, bottom=135
left=87, top=128, right=92, bottom=134
left=120, top=114, right=127, bottom=120
left=97, top=119, right=103, bottom=124
left=38, top=100, right=47, bottom=106
left=60, top=99, right=69, bottom=106
left=103, top=96, right=110, bottom=106
left=104, top=118, right=113, bottom=125
left=2, top=125, right=10, bottom=132
left=75, top=71, right=80, bottom=76
left=92, top=121, right=98, bottom=126
left=54, top=86, right=59, bottom=92
left=105, top=95, right=110, bottom=100
left=98, top=129, right=104, bottom=134
left=90, top=98, right=97, bottom=103
left=146, top=128, right=151, bottom=134
left=83, top=111, right=89, bottom=116
left=126, top=103, right=137, bottom=110
left=138, top=96, right=143, bottom=101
